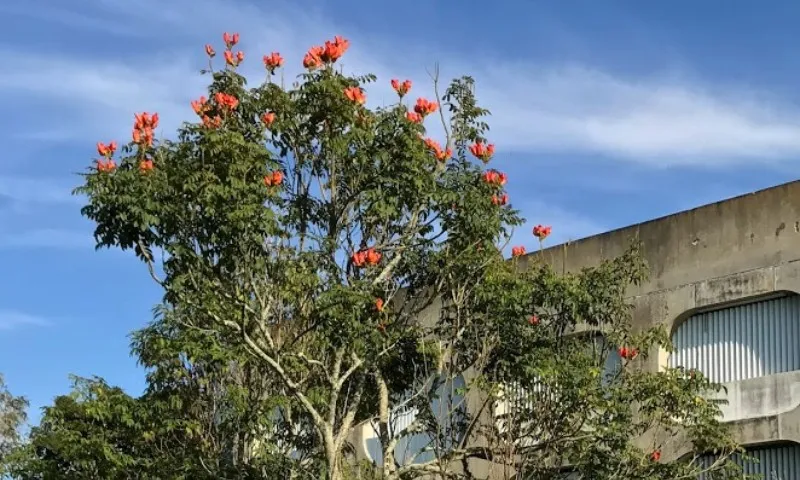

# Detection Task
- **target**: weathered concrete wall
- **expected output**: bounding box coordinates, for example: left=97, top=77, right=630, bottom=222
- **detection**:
left=534, top=179, right=800, bottom=296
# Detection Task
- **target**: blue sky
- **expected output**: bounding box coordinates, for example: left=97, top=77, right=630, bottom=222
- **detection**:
left=3, top=0, right=800, bottom=425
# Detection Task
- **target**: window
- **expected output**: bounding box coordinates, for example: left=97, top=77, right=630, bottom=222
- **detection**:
left=697, top=442, right=800, bottom=479
left=669, top=295, right=800, bottom=383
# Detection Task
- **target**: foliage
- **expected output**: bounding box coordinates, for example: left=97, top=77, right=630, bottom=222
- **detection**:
left=0, top=373, right=27, bottom=474
left=8, top=33, right=751, bottom=479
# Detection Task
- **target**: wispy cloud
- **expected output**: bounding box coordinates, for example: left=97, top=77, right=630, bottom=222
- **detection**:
left=5, top=0, right=800, bottom=167
left=0, top=310, right=51, bottom=331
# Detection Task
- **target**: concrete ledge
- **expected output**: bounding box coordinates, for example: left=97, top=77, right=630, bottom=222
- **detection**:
left=714, top=371, right=800, bottom=422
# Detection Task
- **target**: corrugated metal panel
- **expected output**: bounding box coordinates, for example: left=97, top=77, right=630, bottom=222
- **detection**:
left=698, top=443, right=800, bottom=479
left=669, top=295, right=800, bottom=383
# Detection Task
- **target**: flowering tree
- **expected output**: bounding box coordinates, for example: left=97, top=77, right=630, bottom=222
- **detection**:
left=7, top=34, right=752, bottom=480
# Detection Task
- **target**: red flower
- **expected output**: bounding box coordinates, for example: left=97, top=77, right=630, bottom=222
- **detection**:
left=96, top=141, right=117, bottom=158
left=224, top=50, right=244, bottom=67
left=263, top=170, right=284, bottom=187
left=214, top=92, right=239, bottom=111
left=491, top=193, right=508, bottom=206
left=223, top=32, right=239, bottom=48
left=511, top=246, right=526, bottom=257
left=96, top=159, right=116, bottom=173
left=375, top=298, right=384, bottom=312
left=205, top=44, right=216, bottom=57
left=413, top=98, right=438, bottom=117
left=528, top=315, right=539, bottom=326
left=423, top=138, right=440, bottom=151
left=320, top=35, right=350, bottom=63
left=134, top=112, right=159, bottom=130
left=261, top=112, right=276, bottom=126
left=650, top=450, right=661, bottom=462
left=262, top=52, right=284, bottom=72
left=406, top=112, right=422, bottom=123
left=132, top=112, right=158, bottom=147
left=303, top=45, right=324, bottom=69
left=202, top=115, right=222, bottom=129
left=365, top=248, right=381, bottom=265
left=344, top=86, right=366, bottom=105
left=139, top=159, right=154, bottom=173
left=352, top=247, right=381, bottom=267
left=191, top=96, right=208, bottom=116
left=391, top=79, right=412, bottom=96
left=436, top=148, right=452, bottom=162
left=422, top=137, right=450, bottom=161
left=618, top=346, right=639, bottom=360
left=532, top=224, right=552, bottom=241
left=469, top=142, right=495, bottom=163
left=482, top=169, right=507, bottom=187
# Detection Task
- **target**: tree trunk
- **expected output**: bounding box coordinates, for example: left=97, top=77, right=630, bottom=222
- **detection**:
left=324, top=428, right=342, bottom=480
left=377, top=374, right=399, bottom=480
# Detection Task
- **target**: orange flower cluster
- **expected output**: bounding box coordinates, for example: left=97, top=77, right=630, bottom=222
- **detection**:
left=96, top=140, right=117, bottom=173
left=618, top=346, right=639, bottom=360
left=191, top=96, right=222, bottom=128
left=352, top=247, right=381, bottom=267
left=97, top=141, right=117, bottom=158
left=203, top=115, right=222, bottom=129
left=511, top=246, right=526, bottom=257
left=261, top=112, right=276, bottom=127
left=532, top=224, right=551, bottom=240
left=221, top=32, right=243, bottom=67
left=391, top=79, right=412, bottom=96
left=303, top=36, right=350, bottom=69
left=224, top=50, right=245, bottom=67
left=214, top=92, right=239, bottom=111
left=139, top=159, right=154, bottom=173
left=650, top=450, right=661, bottom=462
left=191, top=96, right=208, bottom=116
left=423, top=138, right=451, bottom=162
left=344, top=86, right=366, bottom=105
left=263, top=52, right=284, bottom=73
left=205, top=44, right=215, bottom=57
left=528, top=315, right=539, bottom=326
left=413, top=98, right=438, bottom=117
left=375, top=298, right=385, bottom=312
left=492, top=193, right=508, bottom=206
left=132, top=112, right=158, bottom=147
left=470, top=141, right=495, bottom=163
left=321, top=36, right=350, bottom=62
left=223, top=32, right=239, bottom=48
left=482, top=169, right=507, bottom=187
left=406, top=112, right=422, bottom=123
left=263, top=170, right=284, bottom=187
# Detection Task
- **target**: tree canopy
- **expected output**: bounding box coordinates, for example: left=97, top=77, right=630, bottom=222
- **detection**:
left=4, top=33, right=751, bottom=480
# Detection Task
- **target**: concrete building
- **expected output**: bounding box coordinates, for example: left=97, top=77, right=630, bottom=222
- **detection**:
left=350, top=180, right=800, bottom=478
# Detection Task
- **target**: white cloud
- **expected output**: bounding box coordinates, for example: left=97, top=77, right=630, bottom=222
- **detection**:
left=4, top=0, right=800, bottom=167
left=0, top=310, right=51, bottom=330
